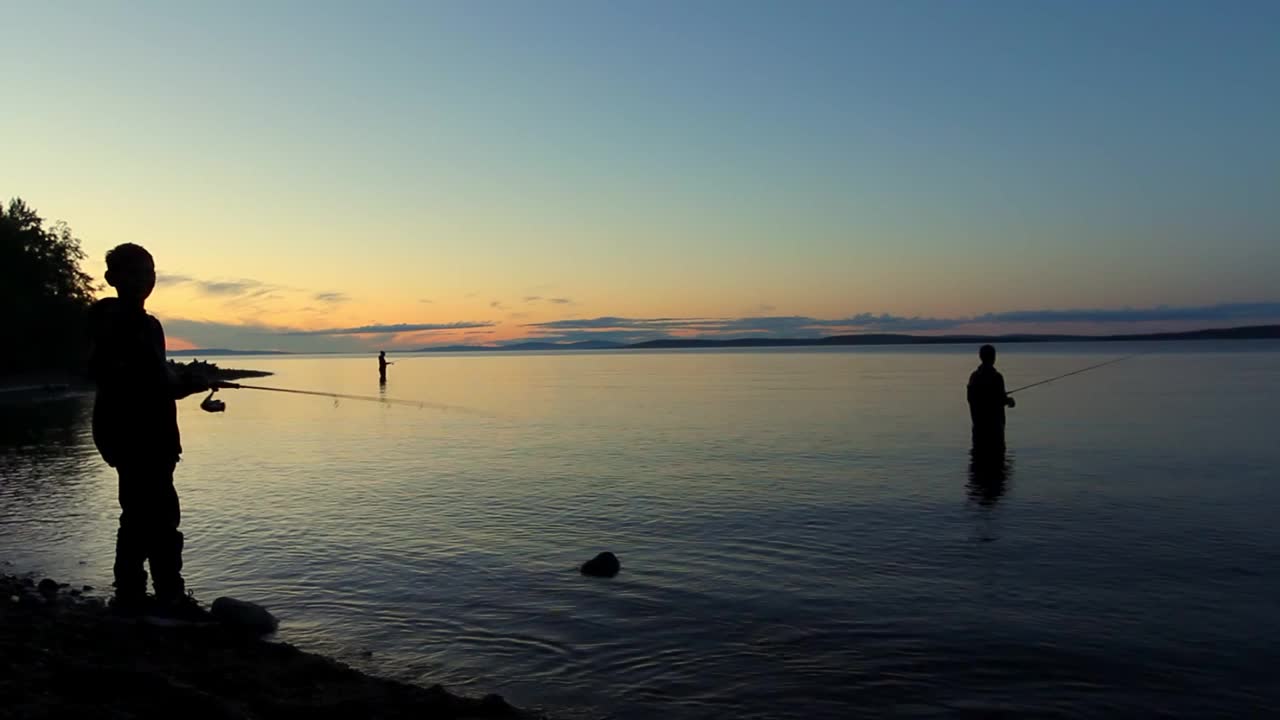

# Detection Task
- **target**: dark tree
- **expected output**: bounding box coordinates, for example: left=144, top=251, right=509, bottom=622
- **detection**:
left=1, top=198, right=98, bottom=376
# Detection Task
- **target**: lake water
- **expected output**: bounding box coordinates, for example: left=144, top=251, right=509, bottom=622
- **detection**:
left=2, top=342, right=1279, bottom=718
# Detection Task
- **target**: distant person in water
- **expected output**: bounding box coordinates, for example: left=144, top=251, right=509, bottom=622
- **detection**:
left=378, top=351, right=393, bottom=383
left=967, top=344, right=1015, bottom=447
left=87, top=243, right=214, bottom=620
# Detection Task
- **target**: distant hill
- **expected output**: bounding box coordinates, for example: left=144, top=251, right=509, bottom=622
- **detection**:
left=168, top=348, right=294, bottom=357
left=174, top=325, right=1280, bottom=356
left=412, top=324, right=1280, bottom=353
left=1101, top=326, right=1280, bottom=341
left=415, top=340, right=624, bottom=352
left=626, top=325, right=1280, bottom=350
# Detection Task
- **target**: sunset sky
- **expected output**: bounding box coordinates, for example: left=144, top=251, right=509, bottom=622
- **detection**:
left=5, top=2, right=1278, bottom=351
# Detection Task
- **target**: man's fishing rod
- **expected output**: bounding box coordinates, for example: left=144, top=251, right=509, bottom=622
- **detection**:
left=1006, top=353, right=1141, bottom=395
left=209, top=381, right=477, bottom=413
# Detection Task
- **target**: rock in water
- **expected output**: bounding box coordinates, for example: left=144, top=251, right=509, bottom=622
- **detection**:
left=211, top=596, right=279, bottom=634
left=580, top=552, right=621, bottom=578
left=37, top=578, right=59, bottom=597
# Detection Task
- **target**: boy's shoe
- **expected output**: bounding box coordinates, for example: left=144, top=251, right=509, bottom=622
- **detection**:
left=109, top=592, right=153, bottom=617
left=145, top=591, right=216, bottom=626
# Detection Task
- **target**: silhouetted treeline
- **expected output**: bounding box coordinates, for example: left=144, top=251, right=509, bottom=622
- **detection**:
left=167, top=358, right=273, bottom=382
left=1, top=198, right=97, bottom=377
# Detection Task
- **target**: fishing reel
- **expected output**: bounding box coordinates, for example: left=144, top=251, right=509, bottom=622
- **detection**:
left=201, top=388, right=227, bottom=413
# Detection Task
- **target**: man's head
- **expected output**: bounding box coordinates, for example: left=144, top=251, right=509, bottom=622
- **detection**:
left=105, top=243, right=156, bottom=306
left=979, top=344, right=997, bottom=366
left=379, top=351, right=386, bottom=357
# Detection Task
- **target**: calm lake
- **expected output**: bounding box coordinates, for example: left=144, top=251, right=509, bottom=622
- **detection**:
left=2, top=342, right=1278, bottom=718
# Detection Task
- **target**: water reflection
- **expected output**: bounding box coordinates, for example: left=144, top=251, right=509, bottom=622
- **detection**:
left=0, top=395, right=98, bottom=484
left=0, top=394, right=93, bottom=451
left=967, top=442, right=1013, bottom=507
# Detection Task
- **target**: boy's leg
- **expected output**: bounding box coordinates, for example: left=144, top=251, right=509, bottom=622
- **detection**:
left=144, top=463, right=186, bottom=602
left=114, top=466, right=150, bottom=604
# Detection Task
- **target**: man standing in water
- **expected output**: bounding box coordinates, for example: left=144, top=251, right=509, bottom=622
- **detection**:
left=378, top=350, right=392, bottom=383
left=967, top=344, right=1016, bottom=447
left=88, top=243, right=213, bottom=619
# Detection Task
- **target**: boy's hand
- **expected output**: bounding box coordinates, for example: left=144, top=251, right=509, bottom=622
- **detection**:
left=186, top=374, right=212, bottom=397
left=171, top=371, right=211, bottom=399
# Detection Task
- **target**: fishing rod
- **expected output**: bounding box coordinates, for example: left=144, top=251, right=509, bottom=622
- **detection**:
left=1006, top=353, right=1141, bottom=395
left=210, top=381, right=479, bottom=413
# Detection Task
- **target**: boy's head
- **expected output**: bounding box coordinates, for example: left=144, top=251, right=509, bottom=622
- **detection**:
left=979, top=344, right=997, bottom=366
left=105, top=243, right=156, bottom=305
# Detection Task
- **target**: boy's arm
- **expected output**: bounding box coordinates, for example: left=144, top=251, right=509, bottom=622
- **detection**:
left=87, top=336, right=106, bottom=384
left=87, top=321, right=126, bottom=386
left=153, top=321, right=210, bottom=399
left=168, top=364, right=212, bottom=399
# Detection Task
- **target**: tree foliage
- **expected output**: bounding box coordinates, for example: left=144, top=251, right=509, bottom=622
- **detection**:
left=1, top=198, right=98, bottom=376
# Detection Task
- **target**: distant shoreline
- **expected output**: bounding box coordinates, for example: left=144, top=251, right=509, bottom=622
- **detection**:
left=412, top=324, right=1280, bottom=351
left=615, top=324, right=1280, bottom=351
left=166, top=324, right=1280, bottom=356
left=213, top=369, right=274, bottom=380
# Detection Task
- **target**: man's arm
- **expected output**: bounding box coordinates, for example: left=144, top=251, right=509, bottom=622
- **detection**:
left=999, top=374, right=1016, bottom=408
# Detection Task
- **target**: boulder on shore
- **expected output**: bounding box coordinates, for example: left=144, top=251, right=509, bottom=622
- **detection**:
left=211, top=596, right=279, bottom=635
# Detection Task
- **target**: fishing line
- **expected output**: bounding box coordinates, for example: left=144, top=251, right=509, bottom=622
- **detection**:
left=211, top=349, right=1142, bottom=411
left=215, top=382, right=483, bottom=414
left=1006, top=352, right=1141, bottom=395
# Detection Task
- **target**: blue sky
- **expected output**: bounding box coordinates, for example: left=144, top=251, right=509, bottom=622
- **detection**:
left=3, top=1, right=1278, bottom=350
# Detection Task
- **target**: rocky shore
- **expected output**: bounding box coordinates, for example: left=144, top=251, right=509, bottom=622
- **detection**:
left=1, top=573, right=541, bottom=720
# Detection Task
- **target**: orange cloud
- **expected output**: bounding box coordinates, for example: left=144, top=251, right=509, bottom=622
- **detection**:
left=166, top=335, right=197, bottom=351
